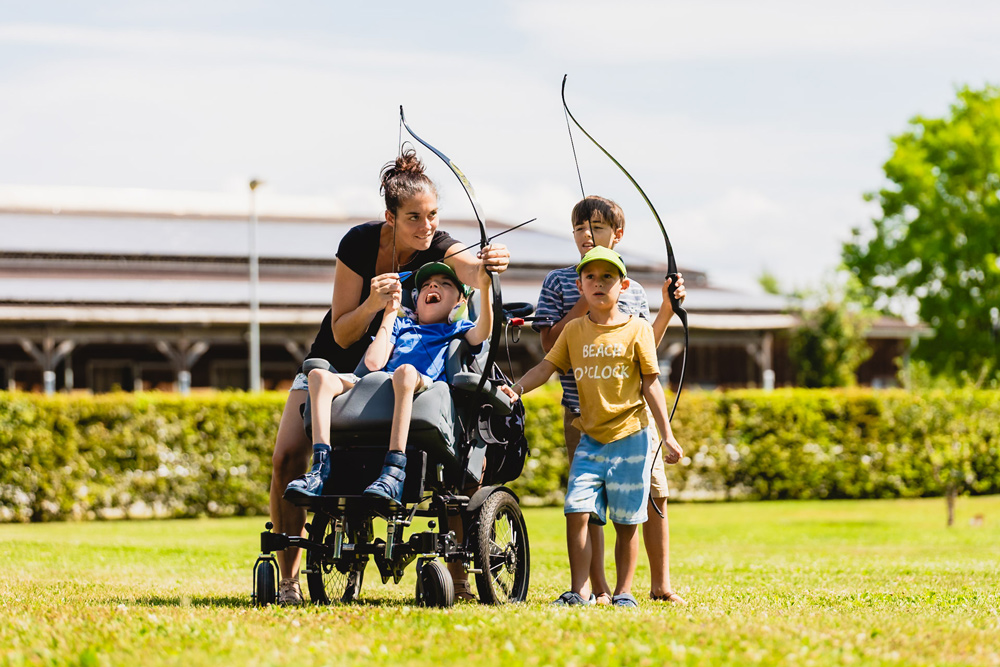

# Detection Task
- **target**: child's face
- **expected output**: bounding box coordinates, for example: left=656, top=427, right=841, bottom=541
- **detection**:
left=414, top=273, right=464, bottom=323
left=572, top=213, right=624, bottom=257
left=387, top=190, right=439, bottom=253
left=576, top=260, right=629, bottom=310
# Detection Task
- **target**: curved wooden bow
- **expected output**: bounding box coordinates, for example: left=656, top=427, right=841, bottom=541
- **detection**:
left=560, top=75, right=689, bottom=422
left=399, top=106, right=503, bottom=398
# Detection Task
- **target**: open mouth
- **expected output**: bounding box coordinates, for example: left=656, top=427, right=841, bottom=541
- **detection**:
left=424, top=292, right=441, bottom=304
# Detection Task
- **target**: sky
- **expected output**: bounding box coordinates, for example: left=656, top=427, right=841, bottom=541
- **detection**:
left=2, top=1, right=999, bottom=292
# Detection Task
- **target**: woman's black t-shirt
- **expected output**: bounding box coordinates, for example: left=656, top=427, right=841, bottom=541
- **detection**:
left=300, top=221, right=459, bottom=374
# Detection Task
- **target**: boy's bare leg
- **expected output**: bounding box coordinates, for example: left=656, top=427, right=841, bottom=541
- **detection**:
left=307, top=369, right=352, bottom=446
left=564, top=411, right=611, bottom=601
left=644, top=496, right=674, bottom=596
left=612, top=522, right=640, bottom=597
left=269, top=389, right=311, bottom=581
left=566, top=512, right=592, bottom=596
left=389, top=365, right=421, bottom=452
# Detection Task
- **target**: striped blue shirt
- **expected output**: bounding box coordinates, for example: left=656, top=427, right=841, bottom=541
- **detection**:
left=533, top=266, right=650, bottom=413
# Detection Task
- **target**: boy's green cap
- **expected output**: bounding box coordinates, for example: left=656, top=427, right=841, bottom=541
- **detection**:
left=575, top=246, right=627, bottom=278
left=414, top=261, right=471, bottom=297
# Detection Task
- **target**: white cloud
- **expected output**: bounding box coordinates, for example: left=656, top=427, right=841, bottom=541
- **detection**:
left=512, top=0, right=1000, bottom=62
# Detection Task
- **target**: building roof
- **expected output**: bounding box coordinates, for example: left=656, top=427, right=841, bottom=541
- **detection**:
left=0, top=184, right=924, bottom=339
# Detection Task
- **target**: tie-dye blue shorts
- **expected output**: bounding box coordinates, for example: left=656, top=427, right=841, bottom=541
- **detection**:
left=564, top=427, right=655, bottom=526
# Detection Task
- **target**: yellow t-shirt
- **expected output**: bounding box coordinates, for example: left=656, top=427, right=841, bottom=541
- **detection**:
left=544, top=315, right=659, bottom=445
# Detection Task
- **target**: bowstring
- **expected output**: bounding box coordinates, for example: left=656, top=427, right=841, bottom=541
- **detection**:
left=562, top=83, right=599, bottom=263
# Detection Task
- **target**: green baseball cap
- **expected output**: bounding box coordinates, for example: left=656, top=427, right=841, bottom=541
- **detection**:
left=413, top=261, right=471, bottom=297
left=575, top=246, right=628, bottom=278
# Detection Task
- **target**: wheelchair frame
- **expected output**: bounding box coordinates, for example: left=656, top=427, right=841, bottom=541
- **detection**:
left=252, top=301, right=537, bottom=608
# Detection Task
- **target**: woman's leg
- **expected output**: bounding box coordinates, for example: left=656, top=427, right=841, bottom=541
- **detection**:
left=269, top=389, right=311, bottom=583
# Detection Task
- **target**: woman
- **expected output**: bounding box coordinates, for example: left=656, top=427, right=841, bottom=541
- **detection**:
left=270, top=149, right=510, bottom=605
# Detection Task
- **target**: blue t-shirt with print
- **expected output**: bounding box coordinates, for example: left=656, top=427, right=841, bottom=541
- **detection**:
left=383, top=316, right=476, bottom=382
left=533, top=266, right=650, bottom=413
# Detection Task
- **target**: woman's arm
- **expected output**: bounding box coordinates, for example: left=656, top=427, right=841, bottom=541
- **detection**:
left=465, top=265, right=494, bottom=346
left=446, top=242, right=510, bottom=287
left=331, top=261, right=401, bottom=349
left=364, top=300, right=399, bottom=371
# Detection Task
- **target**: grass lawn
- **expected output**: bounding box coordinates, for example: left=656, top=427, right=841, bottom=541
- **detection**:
left=2, top=495, right=999, bottom=666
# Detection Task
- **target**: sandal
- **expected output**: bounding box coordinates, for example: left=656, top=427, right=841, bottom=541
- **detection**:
left=278, top=578, right=304, bottom=606
left=650, top=591, right=687, bottom=605
left=454, top=579, right=477, bottom=602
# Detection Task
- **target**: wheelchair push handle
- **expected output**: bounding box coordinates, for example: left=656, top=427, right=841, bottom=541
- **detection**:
left=502, top=302, right=535, bottom=327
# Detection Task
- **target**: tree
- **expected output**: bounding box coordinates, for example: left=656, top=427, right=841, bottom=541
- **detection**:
left=843, top=86, right=1000, bottom=383
left=788, top=299, right=872, bottom=388
left=757, top=269, right=782, bottom=296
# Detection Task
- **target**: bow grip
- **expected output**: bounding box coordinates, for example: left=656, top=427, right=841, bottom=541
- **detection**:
left=665, top=272, right=684, bottom=314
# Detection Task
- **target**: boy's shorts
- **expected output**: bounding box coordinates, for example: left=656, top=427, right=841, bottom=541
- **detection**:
left=289, top=371, right=360, bottom=392
left=564, top=427, right=655, bottom=526
left=650, top=439, right=669, bottom=499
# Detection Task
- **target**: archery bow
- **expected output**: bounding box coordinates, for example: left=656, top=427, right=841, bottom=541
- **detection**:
left=560, top=75, right=689, bottom=423
left=398, top=106, right=503, bottom=399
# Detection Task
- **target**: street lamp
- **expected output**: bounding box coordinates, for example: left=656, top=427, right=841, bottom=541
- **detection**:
left=248, top=179, right=264, bottom=391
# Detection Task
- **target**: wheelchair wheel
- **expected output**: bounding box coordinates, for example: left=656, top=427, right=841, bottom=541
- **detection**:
left=306, top=514, right=367, bottom=604
left=471, top=490, right=530, bottom=604
left=253, top=558, right=277, bottom=607
left=417, top=560, right=454, bottom=608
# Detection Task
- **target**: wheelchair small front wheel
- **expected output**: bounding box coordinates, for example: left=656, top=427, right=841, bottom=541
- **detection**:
left=471, top=489, right=530, bottom=604
left=306, top=513, right=367, bottom=604
left=253, top=558, right=277, bottom=607
left=417, top=560, right=454, bottom=608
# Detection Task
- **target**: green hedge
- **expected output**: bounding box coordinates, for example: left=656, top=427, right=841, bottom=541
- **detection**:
left=1, top=388, right=999, bottom=521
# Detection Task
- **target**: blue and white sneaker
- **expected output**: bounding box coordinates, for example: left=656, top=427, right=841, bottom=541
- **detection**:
left=363, top=451, right=407, bottom=503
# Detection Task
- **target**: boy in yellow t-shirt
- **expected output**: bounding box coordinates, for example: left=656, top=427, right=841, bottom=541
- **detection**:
left=503, top=246, right=683, bottom=607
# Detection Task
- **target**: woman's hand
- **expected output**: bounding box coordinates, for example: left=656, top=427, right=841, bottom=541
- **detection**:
left=660, top=273, right=686, bottom=316
left=369, top=273, right=402, bottom=309
left=477, top=243, right=510, bottom=274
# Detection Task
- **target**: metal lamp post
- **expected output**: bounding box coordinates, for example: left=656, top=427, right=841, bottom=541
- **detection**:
left=248, top=179, right=263, bottom=391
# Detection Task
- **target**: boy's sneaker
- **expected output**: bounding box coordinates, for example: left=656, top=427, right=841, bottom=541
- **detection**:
left=363, top=451, right=406, bottom=503
left=612, top=593, right=638, bottom=608
left=552, top=591, right=589, bottom=606
left=284, top=444, right=331, bottom=499
left=278, top=578, right=303, bottom=606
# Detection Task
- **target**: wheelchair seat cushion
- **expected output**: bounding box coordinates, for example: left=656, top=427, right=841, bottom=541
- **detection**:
left=327, top=371, right=460, bottom=463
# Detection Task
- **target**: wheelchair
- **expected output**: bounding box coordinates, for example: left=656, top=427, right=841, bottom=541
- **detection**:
left=253, top=295, right=536, bottom=608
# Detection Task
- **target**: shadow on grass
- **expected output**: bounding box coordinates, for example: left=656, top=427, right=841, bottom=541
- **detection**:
left=132, top=595, right=423, bottom=609
left=135, top=595, right=250, bottom=608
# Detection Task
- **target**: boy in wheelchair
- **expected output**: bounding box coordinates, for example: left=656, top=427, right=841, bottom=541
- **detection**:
left=285, top=259, right=494, bottom=503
